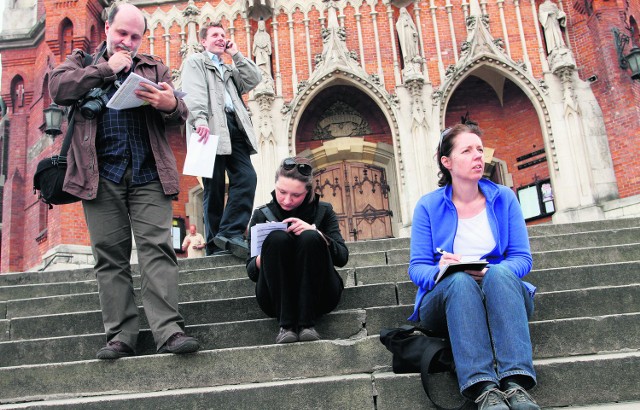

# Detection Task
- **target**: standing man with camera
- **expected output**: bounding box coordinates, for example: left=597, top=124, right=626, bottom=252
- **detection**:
left=182, top=22, right=261, bottom=258
left=49, top=3, right=199, bottom=359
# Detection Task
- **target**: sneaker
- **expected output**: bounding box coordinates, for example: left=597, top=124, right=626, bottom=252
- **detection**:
left=157, top=332, right=200, bottom=354
left=504, top=382, right=540, bottom=410
left=96, top=340, right=134, bottom=360
left=298, top=327, right=321, bottom=342
left=475, top=386, right=509, bottom=410
left=275, top=327, right=298, bottom=344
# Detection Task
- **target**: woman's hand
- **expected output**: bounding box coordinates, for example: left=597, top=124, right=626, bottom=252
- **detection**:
left=438, top=251, right=461, bottom=266
left=256, top=255, right=261, bottom=269
left=465, top=267, right=488, bottom=283
left=283, top=217, right=315, bottom=235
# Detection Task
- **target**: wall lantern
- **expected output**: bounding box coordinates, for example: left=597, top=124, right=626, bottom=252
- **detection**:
left=613, top=27, right=640, bottom=81
left=43, top=103, right=64, bottom=136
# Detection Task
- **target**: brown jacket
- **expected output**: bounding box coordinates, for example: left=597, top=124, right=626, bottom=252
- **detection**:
left=49, top=43, right=188, bottom=200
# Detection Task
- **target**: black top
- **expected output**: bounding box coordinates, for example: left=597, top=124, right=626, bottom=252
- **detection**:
left=245, top=191, right=349, bottom=282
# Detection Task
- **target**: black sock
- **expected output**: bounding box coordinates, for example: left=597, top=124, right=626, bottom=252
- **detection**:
left=501, top=375, right=533, bottom=390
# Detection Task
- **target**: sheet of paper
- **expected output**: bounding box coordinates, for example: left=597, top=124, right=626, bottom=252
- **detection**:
left=106, top=72, right=187, bottom=110
left=182, top=133, right=219, bottom=178
left=250, top=222, right=289, bottom=257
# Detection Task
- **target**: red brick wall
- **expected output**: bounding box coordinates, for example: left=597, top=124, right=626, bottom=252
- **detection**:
left=562, top=0, right=640, bottom=197
left=2, top=0, right=640, bottom=272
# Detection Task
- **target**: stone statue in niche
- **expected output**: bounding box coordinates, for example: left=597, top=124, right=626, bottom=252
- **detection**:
left=253, top=19, right=272, bottom=77
left=539, top=0, right=575, bottom=72
left=538, top=0, right=567, bottom=53
left=396, top=7, right=423, bottom=78
left=252, top=18, right=274, bottom=95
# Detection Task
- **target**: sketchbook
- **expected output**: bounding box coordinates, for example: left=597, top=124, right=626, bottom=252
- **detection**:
left=435, top=260, right=489, bottom=284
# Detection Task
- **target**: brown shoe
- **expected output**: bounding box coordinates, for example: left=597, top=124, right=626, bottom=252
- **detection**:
left=96, top=340, right=135, bottom=360
left=157, top=332, right=200, bottom=354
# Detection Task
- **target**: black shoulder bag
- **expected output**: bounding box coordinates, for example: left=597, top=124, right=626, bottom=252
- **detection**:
left=380, top=325, right=469, bottom=410
left=33, top=52, right=93, bottom=208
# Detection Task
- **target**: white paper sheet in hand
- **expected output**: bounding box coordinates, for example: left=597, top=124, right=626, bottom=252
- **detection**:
left=182, top=133, right=219, bottom=178
left=106, top=72, right=187, bottom=110
left=250, top=222, right=289, bottom=257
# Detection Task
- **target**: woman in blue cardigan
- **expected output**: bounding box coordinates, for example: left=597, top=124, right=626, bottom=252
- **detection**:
left=409, top=124, right=539, bottom=410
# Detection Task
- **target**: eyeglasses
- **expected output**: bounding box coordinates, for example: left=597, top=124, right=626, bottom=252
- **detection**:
left=438, top=127, right=452, bottom=154
left=282, top=158, right=313, bottom=176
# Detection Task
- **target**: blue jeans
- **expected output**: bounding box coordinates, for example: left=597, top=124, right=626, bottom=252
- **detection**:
left=419, top=265, right=536, bottom=396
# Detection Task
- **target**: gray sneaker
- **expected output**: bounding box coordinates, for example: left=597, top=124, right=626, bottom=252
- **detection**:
left=275, top=327, right=298, bottom=344
left=504, top=383, right=540, bottom=410
left=475, top=386, right=509, bottom=410
left=298, top=327, right=320, bottom=342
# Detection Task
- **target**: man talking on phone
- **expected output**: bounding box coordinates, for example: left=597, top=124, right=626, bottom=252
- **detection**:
left=182, top=22, right=261, bottom=258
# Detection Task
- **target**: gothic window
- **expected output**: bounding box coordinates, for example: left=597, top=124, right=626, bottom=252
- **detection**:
left=60, top=19, right=74, bottom=58
left=11, top=76, right=25, bottom=111
left=42, top=75, right=51, bottom=108
left=36, top=201, right=48, bottom=243
left=90, top=25, right=98, bottom=51
left=630, top=16, right=639, bottom=47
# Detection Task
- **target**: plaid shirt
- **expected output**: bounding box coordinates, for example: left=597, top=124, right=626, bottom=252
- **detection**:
left=95, top=71, right=158, bottom=185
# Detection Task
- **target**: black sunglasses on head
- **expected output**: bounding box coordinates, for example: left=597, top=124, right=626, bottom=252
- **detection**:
left=282, top=158, right=313, bottom=176
left=438, top=127, right=452, bottom=154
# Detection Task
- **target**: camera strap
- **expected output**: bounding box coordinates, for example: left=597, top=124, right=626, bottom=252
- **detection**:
left=58, top=51, right=96, bottom=159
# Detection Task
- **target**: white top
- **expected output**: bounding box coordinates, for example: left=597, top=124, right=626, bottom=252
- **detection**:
left=453, top=208, right=496, bottom=261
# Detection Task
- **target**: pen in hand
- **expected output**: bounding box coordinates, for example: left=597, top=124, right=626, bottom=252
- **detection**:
left=436, top=247, right=447, bottom=255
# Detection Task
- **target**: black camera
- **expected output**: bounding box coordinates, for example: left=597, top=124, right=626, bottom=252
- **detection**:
left=79, top=87, right=110, bottom=119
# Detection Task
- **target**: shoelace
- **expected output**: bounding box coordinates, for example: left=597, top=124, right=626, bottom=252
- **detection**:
left=475, top=388, right=507, bottom=407
left=505, top=385, right=537, bottom=404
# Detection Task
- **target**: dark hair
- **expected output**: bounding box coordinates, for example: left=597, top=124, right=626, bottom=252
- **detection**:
left=108, top=4, right=148, bottom=33
left=436, top=123, right=483, bottom=187
left=199, top=21, right=225, bottom=41
left=275, top=156, right=316, bottom=203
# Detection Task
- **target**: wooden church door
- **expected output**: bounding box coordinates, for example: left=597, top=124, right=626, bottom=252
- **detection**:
left=314, top=161, right=393, bottom=242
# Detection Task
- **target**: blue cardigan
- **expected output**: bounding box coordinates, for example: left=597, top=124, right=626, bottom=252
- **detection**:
left=408, top=179, right=535, bottom=322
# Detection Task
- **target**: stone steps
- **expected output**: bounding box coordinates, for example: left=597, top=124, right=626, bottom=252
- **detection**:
left=1, top=339, right=638, bottom=408
left=1, top=308, right=637, bottom=368
left=0, top=217, right=638, bottom=407
left=2, top=239, right=638, bottom=316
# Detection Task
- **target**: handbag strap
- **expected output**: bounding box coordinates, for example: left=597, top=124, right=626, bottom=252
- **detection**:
left=419, top=336, right=470, bottom=410
left=259, top=205, right=278, bottom=222
left=57, top=51, right=96, bottom=160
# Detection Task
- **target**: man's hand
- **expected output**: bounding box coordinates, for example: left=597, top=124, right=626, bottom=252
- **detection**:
left=194, top=125, right=210, bottom=143
left=135, top=82, right=178, bottom=113
left=108, top=51, right=133, bottom=74
left=225, top=41, right=239, bottom=57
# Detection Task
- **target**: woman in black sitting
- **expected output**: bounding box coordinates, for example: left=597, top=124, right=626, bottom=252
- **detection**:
left=246, top=157, right=349, bottom=343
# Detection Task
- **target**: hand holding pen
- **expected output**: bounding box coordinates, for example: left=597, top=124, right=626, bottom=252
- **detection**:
left=436, top=247, right=461, bottom=266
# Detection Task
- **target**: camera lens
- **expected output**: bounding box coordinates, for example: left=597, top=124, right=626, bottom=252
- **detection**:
left=80, top=101, right=102, bottom=119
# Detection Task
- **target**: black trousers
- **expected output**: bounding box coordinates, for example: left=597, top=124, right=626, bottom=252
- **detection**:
left=202, top=112, right=257, bottom=255
left=256, top=230, right=344, bottom=328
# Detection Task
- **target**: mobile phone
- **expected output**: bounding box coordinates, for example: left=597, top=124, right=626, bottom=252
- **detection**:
left=225, top=41, right=232, bottom=49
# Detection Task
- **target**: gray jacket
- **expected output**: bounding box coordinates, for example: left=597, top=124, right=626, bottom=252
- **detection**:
left=182, top=51, right=261, bottom=155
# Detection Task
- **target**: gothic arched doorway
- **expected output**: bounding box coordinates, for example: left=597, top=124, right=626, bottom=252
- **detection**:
left=445, top=73, right=554, bottom=222
left=295, top=85, right=397, bottom=241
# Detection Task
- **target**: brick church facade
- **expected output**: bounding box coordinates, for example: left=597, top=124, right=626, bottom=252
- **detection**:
left=0, top=0, right=639, bottom=273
